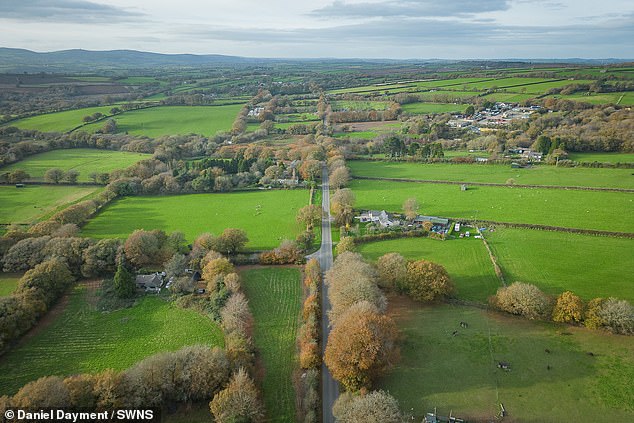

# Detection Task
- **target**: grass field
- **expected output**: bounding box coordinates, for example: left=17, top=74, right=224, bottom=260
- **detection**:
left=401, top=102, right=469, bottom=115
left=0, top=273, right=21, bottom=297
left=333, top=131, right=378, bottom=139
left=567, top=152, right=634, bottom=163
left=0, top=286, right=224, bottom=395
left=82, top=190, right=309, bottom=249
left=241, top=268, right=302, bottom=423
left=8, top=106, right=115, bottom=132
left=1, top=149, right=150, bottom=182
left=358, top=237, right=500, bottom=302
left=348, top=160, right=634, bottom=189
left=331, top=100, right=391, bottom=111
left=380, top=299, right=634, bottom=422
left=485, top=228, right=634, bottom=302
left=83, top=105, right=243, bottom=137
left=0, top=185, right=101, bottom=224
left=349, top=179, right=634, bottom=233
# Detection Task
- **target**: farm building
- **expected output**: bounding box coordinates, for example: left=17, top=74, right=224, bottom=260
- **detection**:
left=135, top=273, right=163, bottom=292
left=414, top=215, right=450, bottom=228
left=356, top=210, right=397, bottom=227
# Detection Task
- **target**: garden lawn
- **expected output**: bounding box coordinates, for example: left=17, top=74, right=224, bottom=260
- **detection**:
left=485, top=228, right=634, bottom=302
left=379, top=299, right=634, bottom=422
left=8, top=106, right=114, bottom=132
left=567, top=152, right=634, bottom=163
left=81, top=190, right=309, bottom=250
left=82, top=105, right=243, bottom=137
left=1, top=149, right=150, bottom=182
left=0, top=185, right=101, bottom=224
left=348, top=160, right=634, bottom=189
left=349, top=179, right=634, bottom=233
left=358, top=237, right=501, bottom=302
left=401, top=102, right=470, bottom=115
left=241, top=268, right=302, bottom=423
left=0, top=273, right=21, bottom=297
left=0, top=286, right=224, bottom=395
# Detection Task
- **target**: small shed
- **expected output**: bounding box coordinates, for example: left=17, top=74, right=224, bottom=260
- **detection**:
left=15, top=183, right=25, bottom=188
left=460, top=184, right=467, bottom=191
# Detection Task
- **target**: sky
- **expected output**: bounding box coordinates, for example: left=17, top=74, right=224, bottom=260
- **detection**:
left=0, top=0, right=633, bottom=59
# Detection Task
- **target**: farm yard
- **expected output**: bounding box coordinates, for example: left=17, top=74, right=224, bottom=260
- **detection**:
left=378, top=299, right=634, bottom=422
left=0, top=148, right=150, bottom=182
left=358, top=236, right=501, bottom=302
left=81, top=189, right=310, bottom=249
left=241, top=268, right=302, bottom=423
left=0, top=185, right=101, bottom=225
left=349, top=178, right=634, bottom=233
left=348, top=160, right=634, bottom=189
left=0, top=285, right=224, bottom=395
left=486, top=228, right=634, bottom=302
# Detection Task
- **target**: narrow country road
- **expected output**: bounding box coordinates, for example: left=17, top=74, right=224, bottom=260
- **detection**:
left=316, top=165, right=338, bottom=423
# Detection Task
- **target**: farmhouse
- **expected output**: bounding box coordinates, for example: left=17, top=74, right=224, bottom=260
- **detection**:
left=356, top=210, right=397, bottom=227
left=135, top=273, right=163, bottom=292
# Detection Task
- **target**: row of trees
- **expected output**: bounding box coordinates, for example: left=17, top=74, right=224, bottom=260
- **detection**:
left=297, top=259, right=321, bottom=423
left=490, top=282, right=633, bottom=335
left=324, top=252, right=398, bottom=391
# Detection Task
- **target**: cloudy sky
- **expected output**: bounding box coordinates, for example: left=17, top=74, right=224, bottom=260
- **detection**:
left=1, top=0, right=633, bottom=59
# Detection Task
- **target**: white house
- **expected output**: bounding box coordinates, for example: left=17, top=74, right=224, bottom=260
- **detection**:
left=356, top=210, right=396, bottom=227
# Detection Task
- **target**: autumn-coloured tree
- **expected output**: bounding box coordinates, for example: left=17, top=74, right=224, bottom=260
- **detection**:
left=583, top=298, right=606, bottom=329
left=330, top=166, right=350, bottom=189
left=296, top=204, right=323, bottom=228
left=405, top=260, right=454, bottom=302
left=402, top=197, right=419, bottom=220
left=333, top=390, right=403, bottom=423
left=376, top=253, right=407, bottom=291
left=596, top=298, right=634, bottom=334
left=44, top=168, right=65, bottom=184
left=202, top=257, right=235, bottom=282
left=335, top=236, right=356, bottom=255
left=327, top=253, right=385, bottom=324
left=220, top=292, right=251, bottom=335
left=490, top=282, right=552, bottom=320
left=12, top=376, right=70, bottom=409
left=123, top=229, right=173, bottom=268
left=299, top=159, right=322, bottom=181
left=209, top=368, right=265, bottom=423
left=331, top=188, right=356, bottom=226
left=552, top=291, right=584, bottom=323
left=324, top=302, right=399, bottom=391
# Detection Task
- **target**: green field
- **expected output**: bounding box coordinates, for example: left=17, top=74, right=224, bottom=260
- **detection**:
left=0, top=273, right=20, bottom=297
left=0, top=185, right=101, bottom=224
left=567, top=152, right=634, bottom=163
left=349, top=179, right=634, bottom=233
left=333, top=131, right=379, bottom=140
left=401, top=102, right=469, bottom=115
left=0, top=286, right=224, bottom=395
left=379, top=300, right=634, bottom=422
left=82, top=190, right=309, bottom=249
left=241, top=268, right=302, bottom=423
left=358, top=237, right=500, bottom=302
left=348, top=160, right=634, bottom=189
left=331, top=100, right=391, bottom=111
left=8, top=106, right=115, bottom=132
left=486, top=228, right=634, bottom=302
left=1, top=149, right=150, bottom=182
left=83, top=105, right=243, bottom=137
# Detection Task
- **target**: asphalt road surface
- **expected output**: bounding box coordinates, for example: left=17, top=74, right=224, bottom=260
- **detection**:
left=315, top=165, right=338, bottom=423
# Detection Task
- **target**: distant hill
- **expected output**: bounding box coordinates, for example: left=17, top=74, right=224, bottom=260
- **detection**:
left=0, top=47, right=630, bottom=73
left=0, top=48, right=253, bottom=73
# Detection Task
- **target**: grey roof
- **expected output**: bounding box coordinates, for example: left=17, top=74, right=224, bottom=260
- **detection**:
left=135, top=274, right=162, bottom=288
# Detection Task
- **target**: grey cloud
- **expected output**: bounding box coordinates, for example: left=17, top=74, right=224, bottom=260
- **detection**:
left=309, top=0, right=511, bottom=19
left=182, top=14, right=634, bottom=55
left=0, top=0, right=144, bottom=23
